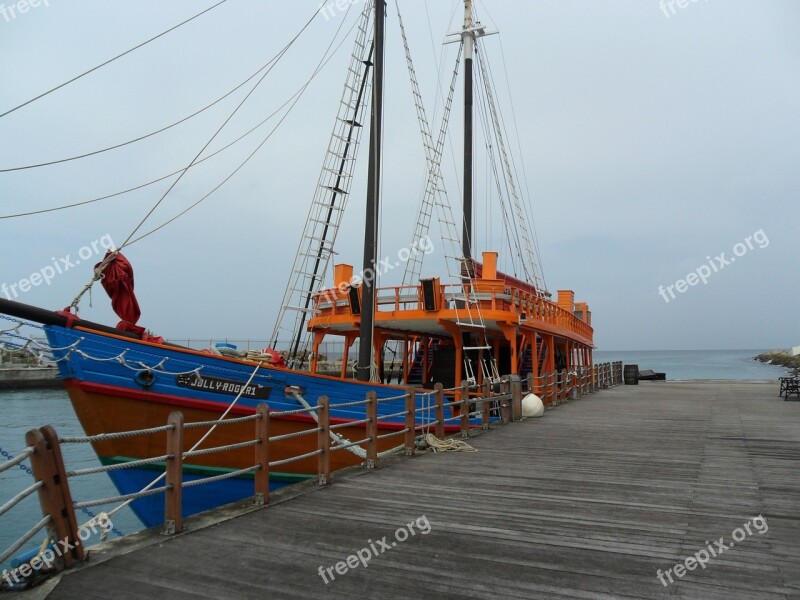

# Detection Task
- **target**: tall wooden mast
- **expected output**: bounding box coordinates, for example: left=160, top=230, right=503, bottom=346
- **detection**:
left=462, top=0, right=475, bottom=262
left=356, top=0, right=385, bottom=382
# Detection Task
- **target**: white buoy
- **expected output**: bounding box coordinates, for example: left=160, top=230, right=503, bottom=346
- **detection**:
left=521, top=393, right=545, bottom=418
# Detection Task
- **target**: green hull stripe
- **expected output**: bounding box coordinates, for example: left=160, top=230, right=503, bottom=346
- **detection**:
left=99, top=456, right=314, bottom=483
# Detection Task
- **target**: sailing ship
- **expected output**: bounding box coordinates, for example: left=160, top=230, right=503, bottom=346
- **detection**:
left=0, top=1, right=594, bottom=528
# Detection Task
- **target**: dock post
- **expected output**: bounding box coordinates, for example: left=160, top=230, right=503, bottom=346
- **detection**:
left=511, top=375, right=522, bottom=419
left=404, top=387, right=416, bottom=456
left=164, top=411, right=184, bottom=535
left=366, top=391, right=378, bottom=469
left=550, top=371, right=558, bottom=406
left=255, top=403, right=269, bottom=505
left=482, top=379, right=493, bottom=428
left=26, top=426, right=84, bottom=568
left=460, top=380, right=470, bottom=437
left=317, top=396, right=331, bottom=485
left=434, top=383, right=445, bottom=439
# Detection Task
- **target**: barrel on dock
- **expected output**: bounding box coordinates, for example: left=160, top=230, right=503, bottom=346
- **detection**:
left=623, top=364, right=639, bottom=385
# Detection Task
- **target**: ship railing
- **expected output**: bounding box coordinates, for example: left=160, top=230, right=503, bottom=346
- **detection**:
left=313, top=282, right=593, bottom=343
left=0, top=368, right=624, bottom=581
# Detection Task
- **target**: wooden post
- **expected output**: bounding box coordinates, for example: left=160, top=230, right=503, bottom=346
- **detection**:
left=317, top=396, right=331, bottom=485
left=460, top=380, right=470, bottom=437
left=164, top=411, right=184, bottom=534
left=404, top=387, right=416, bottom=456
left=434, top=383, right=444, bottom=440
left=551, top=371, right=558, bottom=406
left=482, top=378, right=492, bottom=428
left=255, top=403, right=269, bottom=505
left=366, top=391, right=378, bottom=469
left=511, top=375, right=522, bottom=420
left=26, top=426, right=84, bottom=567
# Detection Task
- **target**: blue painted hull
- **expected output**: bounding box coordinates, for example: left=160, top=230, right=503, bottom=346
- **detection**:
left=42, top=324, right=484, bottom=527
left=44, top=325, right=458, bottom=425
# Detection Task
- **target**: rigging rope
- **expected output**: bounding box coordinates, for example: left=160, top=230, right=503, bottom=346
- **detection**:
left=123, top=7, right=359, bottom=250
left=0, top=27, right=356, bottom=222
left=0, top=1, right=228, bottom=119
left=0, top=46, right=293, bottom=173
left=66, top=5, right=325, bottom=312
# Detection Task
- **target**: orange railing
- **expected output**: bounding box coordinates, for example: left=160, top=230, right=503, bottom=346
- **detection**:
left=314, top=282, right=593, bottom=343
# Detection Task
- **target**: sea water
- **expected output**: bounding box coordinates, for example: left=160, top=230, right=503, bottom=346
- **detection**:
left=593, top=349, right=789, bottom=381
left=0, top=389, right=141, bottom=572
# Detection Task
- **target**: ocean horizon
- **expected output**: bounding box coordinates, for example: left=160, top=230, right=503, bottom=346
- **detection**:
left=593, top=348, right=788, bottom=381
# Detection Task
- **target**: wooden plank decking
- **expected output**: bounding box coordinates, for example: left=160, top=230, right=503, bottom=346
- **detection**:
left=38, top=382, right=800, bottom=599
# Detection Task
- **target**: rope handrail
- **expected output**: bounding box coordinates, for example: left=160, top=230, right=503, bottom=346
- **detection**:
left=67, top=454, right=172, bottom=477
left=378, top=409, right=409, bottom=420
left=328, top=398, right=371, bottom=410
left=268, top=448, right=322, bottom=467
left=0, top=362, right=618, bottom=562
left=183, top=413, right=262, bottom=429
left=0, top=515, right=50, bottom=565
left=271, top=405, right=322, bottom=417
left=330, top=417, right=370, bottom=430
left=60, top=424, right=175, bottom=444
left=0, top=446, right=34, bottom=474
left=0, top=480, right=43, bottom=518
left=441, top=414, right=465, bottom=424
left=74, top=485, right=170, bottom=509
left=376, top=428, right=408, bottom=441
left=374, top=393, right=410, bottom=403
left=181, top=465, right=259, bottom=489
left=268, top=427, right=323, bottom=443
left=330, top=437, right=370, bottom=452
left=183, top=439, right=260, bottom=459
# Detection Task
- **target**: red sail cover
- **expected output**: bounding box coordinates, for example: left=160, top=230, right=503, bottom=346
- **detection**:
left=96, top=251, right=141, bottom=325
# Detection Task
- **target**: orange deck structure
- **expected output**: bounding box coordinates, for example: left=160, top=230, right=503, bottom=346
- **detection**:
left=307, top=251, right=594, bottom=391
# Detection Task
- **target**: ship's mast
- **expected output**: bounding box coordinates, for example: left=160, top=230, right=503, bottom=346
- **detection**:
left=456, top=0, right=495, bottom=263
left=462, top=0, right=475, bottom=262
left=356, top=0, right=385, bottom=382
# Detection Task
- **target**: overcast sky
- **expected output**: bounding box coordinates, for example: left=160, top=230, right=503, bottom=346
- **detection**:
left=1, top=0, right=797, bottom=351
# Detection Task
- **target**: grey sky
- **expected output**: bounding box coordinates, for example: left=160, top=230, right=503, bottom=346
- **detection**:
left=1, top=0, right=797, bottom=351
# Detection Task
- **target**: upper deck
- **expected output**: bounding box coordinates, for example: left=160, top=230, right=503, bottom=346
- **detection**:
left=307, top=251, right=593, bottom=347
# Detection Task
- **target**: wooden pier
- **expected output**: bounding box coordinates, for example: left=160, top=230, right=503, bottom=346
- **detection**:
left=22, top=381, right=800, bottom=599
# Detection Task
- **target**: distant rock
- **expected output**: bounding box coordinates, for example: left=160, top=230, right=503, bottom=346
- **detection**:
left=754, top=350, right=800, bottom=370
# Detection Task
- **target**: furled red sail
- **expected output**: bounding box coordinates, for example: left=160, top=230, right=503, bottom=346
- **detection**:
left=96, top=251, right=141, bottom=326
